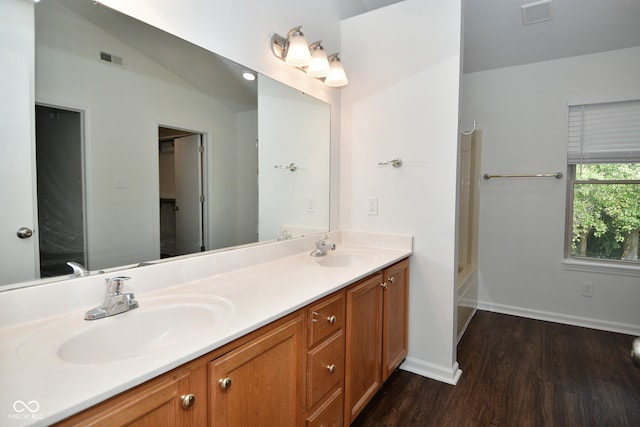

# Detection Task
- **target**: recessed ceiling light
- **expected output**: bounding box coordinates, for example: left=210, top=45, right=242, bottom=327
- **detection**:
left=242, top=71, right=256, bottom=81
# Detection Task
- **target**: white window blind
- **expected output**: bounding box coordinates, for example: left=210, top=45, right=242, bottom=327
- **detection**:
left=567, top=99, right=640, bottom=164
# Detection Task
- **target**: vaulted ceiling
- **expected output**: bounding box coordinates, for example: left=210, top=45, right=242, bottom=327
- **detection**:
left=340, top=0, right=640, bottom=74
left=462, top=0, right=640, bottom=73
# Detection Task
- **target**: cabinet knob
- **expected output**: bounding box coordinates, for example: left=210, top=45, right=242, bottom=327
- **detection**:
left=381, top=282, right=387, bottom=289
left=388, top=276, right=395, bottom=284
left=219, top=377, right=232, bottom=391
left=180, top=394, right=195, bottom=409
left=327, top=364, right=336, bottom=374
left=327, top=315, right=337, bottom=325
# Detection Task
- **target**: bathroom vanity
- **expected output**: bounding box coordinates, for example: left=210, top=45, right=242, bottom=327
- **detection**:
left=0, top=231, right=411, bottom=426
left=54, top=259, right=409, bottom=426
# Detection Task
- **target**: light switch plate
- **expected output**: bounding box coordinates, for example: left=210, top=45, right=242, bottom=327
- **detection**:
left=367, top=197, right=378, bottom=216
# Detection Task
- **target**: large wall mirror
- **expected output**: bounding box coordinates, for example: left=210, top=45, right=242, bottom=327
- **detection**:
left=0, top=0, right=330, bottom=289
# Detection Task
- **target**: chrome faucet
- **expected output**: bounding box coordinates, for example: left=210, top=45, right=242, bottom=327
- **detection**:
left=67, top=261, right=89, bottom=278
left=310, top=235, right=336, bottom=257
left=85, top=276, right=139, bottom=320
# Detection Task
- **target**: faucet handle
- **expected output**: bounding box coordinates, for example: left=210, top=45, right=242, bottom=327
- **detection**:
left=106, top=276, right=131, bottom=295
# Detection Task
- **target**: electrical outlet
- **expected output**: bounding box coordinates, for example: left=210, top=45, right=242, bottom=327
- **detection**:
left=581, top=282, right=594, bottom=297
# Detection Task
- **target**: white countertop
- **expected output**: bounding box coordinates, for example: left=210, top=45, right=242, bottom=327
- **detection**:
left=0, top=231, right=411, bottom=426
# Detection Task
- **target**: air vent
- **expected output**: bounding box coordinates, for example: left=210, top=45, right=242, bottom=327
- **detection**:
left=99, top=51, right=123, bottom=66
left=521, top=0, right=554, bottom=25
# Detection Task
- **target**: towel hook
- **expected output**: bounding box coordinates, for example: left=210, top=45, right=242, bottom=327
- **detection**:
left=378, top=158, right=403, bottom=168
left=274, top=163, right=297, bottom=172
left=460, top=120, right=477, bottom=135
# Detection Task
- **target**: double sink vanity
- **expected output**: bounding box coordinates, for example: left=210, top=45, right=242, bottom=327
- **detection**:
left=0, top=231, right=412, bottom=426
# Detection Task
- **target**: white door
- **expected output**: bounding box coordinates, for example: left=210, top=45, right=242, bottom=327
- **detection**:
left=0, top=1, right=39, bottom=287
left=174, top=134, right=203, bottom=255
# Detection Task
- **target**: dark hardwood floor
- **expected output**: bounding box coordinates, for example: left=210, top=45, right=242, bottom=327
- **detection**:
left=352, top=311, right=640, bottom=426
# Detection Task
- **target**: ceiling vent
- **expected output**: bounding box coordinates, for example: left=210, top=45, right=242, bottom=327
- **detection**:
left=520, top=0, right=554, bottom=25
left=99, top=51, right=123, bottom=67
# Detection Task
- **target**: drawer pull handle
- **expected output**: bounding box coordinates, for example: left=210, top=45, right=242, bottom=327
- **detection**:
left=327, top=315, right=337, bottom=325
left=388, top=276, right=395, bottom=284
left=219, top=377, right=232, bottom=391
left=381, top=282, right=387, bottom=289
left=180, top=394, right=195, bottom=409
left=327, top=364, right=336, bottom=374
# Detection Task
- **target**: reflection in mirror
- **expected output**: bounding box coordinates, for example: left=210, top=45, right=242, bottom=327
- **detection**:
left=0, top=0, right=330, bottom=289
left=258, top=76, right=331, bottom=241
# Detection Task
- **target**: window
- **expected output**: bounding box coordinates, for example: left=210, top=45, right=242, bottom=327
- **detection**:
left=566, top=99, right=640, bottom=268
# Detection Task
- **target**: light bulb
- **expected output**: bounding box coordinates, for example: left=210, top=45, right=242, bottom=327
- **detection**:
left=324, top=55, right=348, bottom=87
left=285, top=28, right=311, bottom=67
left=306, top=42, right=330, bottom=78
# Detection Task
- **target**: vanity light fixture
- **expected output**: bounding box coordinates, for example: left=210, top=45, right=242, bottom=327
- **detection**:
left=284, top=26, right=312, bottom=67
left=306, top=41, right=330, bottom=78
left=271, top=27, right=348, bottom=87
left=324, top=54, right=348, bottom=87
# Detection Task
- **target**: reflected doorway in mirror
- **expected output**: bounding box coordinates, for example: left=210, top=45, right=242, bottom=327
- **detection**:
left=158, top=127, right=205, bottom=258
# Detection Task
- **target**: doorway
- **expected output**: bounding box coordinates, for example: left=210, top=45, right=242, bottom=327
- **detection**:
left=158, top=126, right=205, bottom=258
left=35, top=104, right=86, bottom=277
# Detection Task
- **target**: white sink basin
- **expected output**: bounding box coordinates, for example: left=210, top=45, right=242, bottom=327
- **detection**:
left=17, top=294, right=234, bottom=365
left=313, top=250, right=378, bottom=268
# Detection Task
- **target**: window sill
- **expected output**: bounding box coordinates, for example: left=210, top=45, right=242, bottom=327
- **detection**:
left=563, top=258, right=640, bottom=277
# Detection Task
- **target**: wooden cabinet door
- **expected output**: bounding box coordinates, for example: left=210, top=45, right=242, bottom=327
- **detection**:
left=54, top=366, right=204, bottom=427
left=344, top=272, right=383, bottom=425
left=382, top=258, right=409, bottom=381
left=209, top=316, right=304, bottom=427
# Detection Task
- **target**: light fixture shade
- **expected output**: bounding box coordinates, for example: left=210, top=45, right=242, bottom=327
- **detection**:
left=306, top=42, right=330, bottom=78
left=324, top=54, right=348, bottom=87
left=285, top=27, right=311, bottom=67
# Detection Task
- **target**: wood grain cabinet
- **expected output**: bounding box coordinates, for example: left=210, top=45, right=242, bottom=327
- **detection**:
left=209, top=315, right=304, bottom=427
left=56, top=257, right=409, bottom=427
left=305, top=292, right=346, bottom=427
left=344, top=259, right=409, bottom=425
left=381, top=258, right=409, bottom=382
left=54, top=364, right=207, bottom=427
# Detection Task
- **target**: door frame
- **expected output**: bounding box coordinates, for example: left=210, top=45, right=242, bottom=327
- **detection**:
left=157, top=124, right=208, bottom=255
left=35, top=101, right=88, bottom=273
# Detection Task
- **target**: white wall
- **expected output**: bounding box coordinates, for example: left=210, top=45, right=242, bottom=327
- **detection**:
left=461, top=47, right=640, bottom=334
left=341, top=0, right=463, bottom=383
left=258, top=76, right=331, bottom=241
left=235, top=110, right=259, bottom=246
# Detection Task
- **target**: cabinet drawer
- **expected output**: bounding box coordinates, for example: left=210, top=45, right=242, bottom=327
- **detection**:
left=307, top=331, right=345, bottom=409
left=306, top=388, right=343, bottom=427
left=308, top=292, right=345, bottom=347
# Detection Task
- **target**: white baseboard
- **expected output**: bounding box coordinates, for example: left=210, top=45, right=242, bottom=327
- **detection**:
left=477, top=300, right=640, bottom=336
left=400, top=357, right=463, bottom=385
left=457, top=307, right=478, bottom=344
